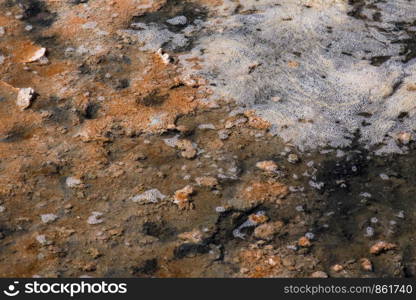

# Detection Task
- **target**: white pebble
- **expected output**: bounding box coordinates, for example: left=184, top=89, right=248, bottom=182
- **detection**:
left=130, top=189, right=166, bottom=204
left=198, top=123, right=216, bottom=130
left=215, top=206, right=226, bottom=213
left=359, top=192, right=372, bottom=198
left=166, top=16, right=188, bottom=26
left=87, top=212, right=103, bottom=225
left=41, top=213, right=58, bottom=224
left=66, top=177, right=82, bottom=188
left=305, top=232, right=315, bottom=240
left=364, top=226, right=374, bottom=237
left=396, top=211, right=404, bottom=219
left=309, top=180, right=324, bottom=190
left=36, top=235, right=48, bottom=245
left=295, top=205, right=304, bottom=212
left=379, top=173, right=389, bottom=180
left=16, top=87, right=35, bottom=110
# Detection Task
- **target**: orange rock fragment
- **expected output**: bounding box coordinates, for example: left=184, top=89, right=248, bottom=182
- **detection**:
left=173, top=185, right=194, bottom=210
left=298, top=237, right=311, bottom=248
left=370, top=241, right=397, bottom=255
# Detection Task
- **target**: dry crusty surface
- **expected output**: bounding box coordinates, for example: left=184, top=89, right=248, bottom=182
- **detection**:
left=0, top=0, right=415, bottom=278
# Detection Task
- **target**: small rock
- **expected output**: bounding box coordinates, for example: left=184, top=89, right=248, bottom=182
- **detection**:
left=87, top=212, right=104, bottom=225
left=225, top=117, right=247, bottom=129
left=178, top=229, right=203, bottom=243
left=370, top=241, right=397, bottom=255
left=287, top=153, right=299, bottom=164
left=311, top=271, right=328, bottom=278
left=173, top=185, right=194, bottom=210
left=295, top=205, right=304, bottom=212
left=360, top=192, right=372, bottom=198
left=195, top=176, right=218, bottom=188
left=166, top=16, right=188, bottom=25
left=360, top=258, right=373, bottom=271
left=163, top=135, right=179, bottom=147
left=379, top=173, right=389, bottom=180
left=365, top=226, right=375, bottom=237
left=271, top=96, right=282, bottom=102
left=16, top=87, right=35, bottom=110
left=41, top=213, right=58, bottom=224
left=298, top=236, right=311, bottom=247
left=176, top=139, right=197, bottom=159
left=256, top=160, right=278, bottom=172
left=0, top=26, right=5, bottom=36
left=25, top=47, right=46, bottom=63
left=331, top=264, right=344, bottom=272
left=215, top=206, right=226, bottom=213
left=198, top=123, right=216, bottom=130
left=396, top=132, right=412, bottom=145
left=131, top=189, right=166, bottom=204
left=395, top=211, right=405, bottom=219
left=309, top=180, right=325, bottom=190
left=248, top=212, right=269, bottom=225
left=66, top=176, right=83, bottom=188
left=233, top=211, right=268, bottom=239
left=36, top=235, right=48, bottom=245
left=218, top=129, right=229, bottom=140
left=156, top=48, right=172, bottom=65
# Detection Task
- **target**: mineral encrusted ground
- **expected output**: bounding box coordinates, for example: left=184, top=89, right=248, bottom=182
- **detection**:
left=0, top=0, right=415, bottom=278
left=179, top=0, right=416, bottom=153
